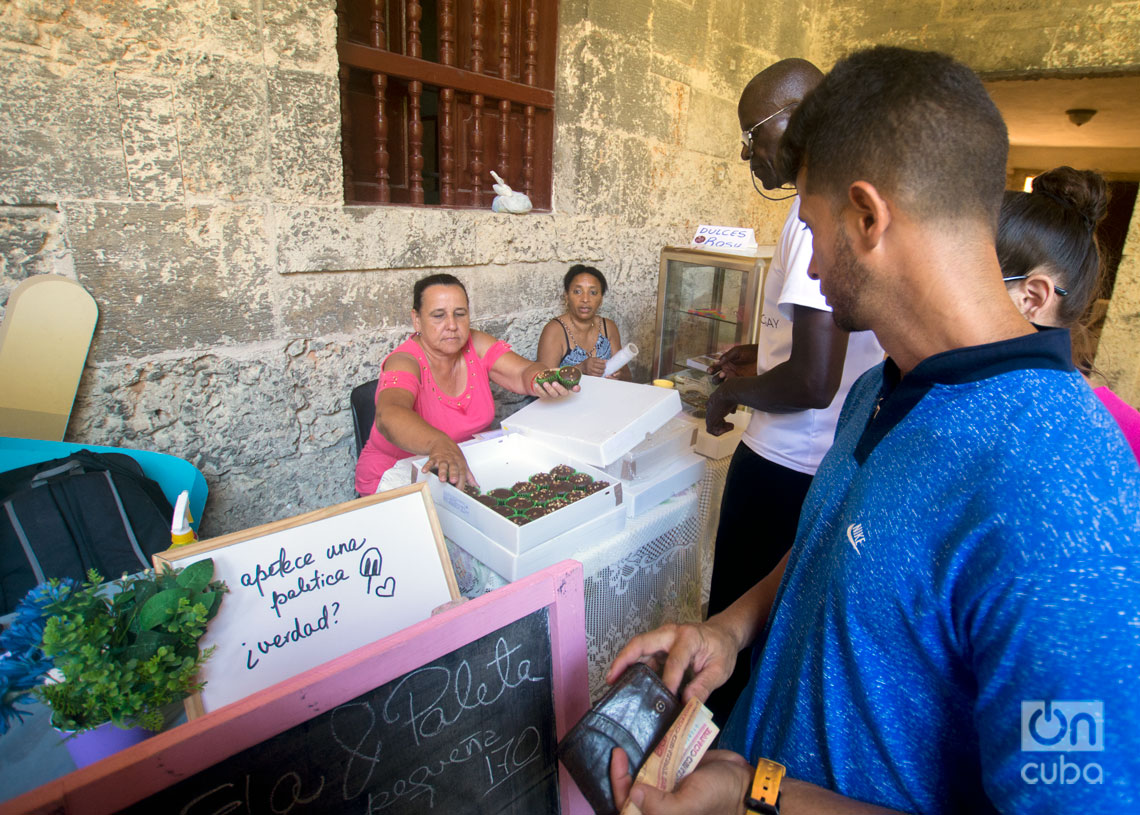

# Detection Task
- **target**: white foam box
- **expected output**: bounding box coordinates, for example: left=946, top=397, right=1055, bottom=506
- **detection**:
left=434, top=500, right=626, bottom=581
left=501, top=376, right=683, bottom=468
left=410, top=433, right=624, bottom=555
left=619, top=452, right=706, bottom=518
left=600, top=415, right=697, bottom=482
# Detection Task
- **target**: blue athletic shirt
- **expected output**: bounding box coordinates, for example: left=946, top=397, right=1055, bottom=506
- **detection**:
left=721, top=327, right=1140, bottom=813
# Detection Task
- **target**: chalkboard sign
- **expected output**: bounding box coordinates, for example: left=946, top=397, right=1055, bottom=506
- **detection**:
left=7, top=561, right=591, bottom=815
left=154, top=483, right=459, bottom=716
left=126, top=610, right=556, bottom=814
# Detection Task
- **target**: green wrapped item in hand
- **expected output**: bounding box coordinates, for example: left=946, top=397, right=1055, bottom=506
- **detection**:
left=557, top=366, right=582, bottom=387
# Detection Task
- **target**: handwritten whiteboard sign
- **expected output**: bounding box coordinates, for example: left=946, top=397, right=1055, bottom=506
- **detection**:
left=690, top=224, right=758, bottom=254
left=8, top=561, right=591, bottom=815
left=155, top=483, right=459, bottom=715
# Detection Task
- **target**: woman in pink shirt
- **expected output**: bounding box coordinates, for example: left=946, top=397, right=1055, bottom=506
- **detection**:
left=354, top=274, right=577, bottom=494
left=999, top=166, right=1140, bottom=462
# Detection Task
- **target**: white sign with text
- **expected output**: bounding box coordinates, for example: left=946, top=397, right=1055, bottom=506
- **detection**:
left=690, top=225, right=758, bottom=254
left=155, top=484, right=459, bottom=715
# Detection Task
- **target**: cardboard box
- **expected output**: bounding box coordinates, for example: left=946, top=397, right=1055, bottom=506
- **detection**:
left=411, top=434, right=624, bottom=555
left=619, top=452, right=706, bottom=517
left=502, top=377, right=682, bottom=467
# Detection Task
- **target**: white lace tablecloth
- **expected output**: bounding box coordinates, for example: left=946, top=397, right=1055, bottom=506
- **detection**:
left=446, top=486, right=703, bottom=698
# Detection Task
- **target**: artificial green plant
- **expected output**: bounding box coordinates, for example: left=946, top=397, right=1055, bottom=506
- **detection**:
left=36, top=560, right=225, bottom=733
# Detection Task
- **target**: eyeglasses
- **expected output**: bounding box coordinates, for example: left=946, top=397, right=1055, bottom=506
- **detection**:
left=1002, top=275, right=1068, bottom=297
left=741, top=103, right=797, bottom=154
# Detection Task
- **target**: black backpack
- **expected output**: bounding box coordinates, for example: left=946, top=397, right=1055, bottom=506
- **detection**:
left=0, top=450, right=175, bottom=614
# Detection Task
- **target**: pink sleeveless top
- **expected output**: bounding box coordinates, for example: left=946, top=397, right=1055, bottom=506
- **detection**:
left=354, top=335, right=510, bottom=494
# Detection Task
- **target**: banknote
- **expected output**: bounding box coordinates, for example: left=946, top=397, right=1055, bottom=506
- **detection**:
left=619, top=697, right=719, bottom=815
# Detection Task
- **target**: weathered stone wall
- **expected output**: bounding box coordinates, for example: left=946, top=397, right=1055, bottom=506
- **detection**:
left=0, top=0, right=795, bottom=536
left=807, top=0, right=1140, bottom=405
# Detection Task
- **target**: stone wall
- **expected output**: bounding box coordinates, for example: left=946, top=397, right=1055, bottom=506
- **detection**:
left=806, top=0, right=1140, bottom=404
left=0, top=0, right=793, bottom=536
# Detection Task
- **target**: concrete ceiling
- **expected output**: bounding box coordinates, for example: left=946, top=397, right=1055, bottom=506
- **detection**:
left=984, top=76, right=1140, bottom=178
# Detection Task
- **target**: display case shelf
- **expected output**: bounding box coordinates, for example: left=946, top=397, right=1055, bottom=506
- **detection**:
left=651, top=246, right=773, bottom=390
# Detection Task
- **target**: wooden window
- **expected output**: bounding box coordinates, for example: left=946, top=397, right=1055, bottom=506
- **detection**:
left=337, top=0, right=557, bottom=210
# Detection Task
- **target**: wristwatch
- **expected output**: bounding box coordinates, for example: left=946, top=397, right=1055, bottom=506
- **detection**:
left=745, top=757, right=786, bottom=815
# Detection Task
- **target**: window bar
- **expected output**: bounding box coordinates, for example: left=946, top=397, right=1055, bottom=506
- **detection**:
left=469, top=0, right=486, bottom=201
left=522, top=0, right=538, bottom=197
left=438, top=0, right=457, bottom=205
left=337, top=0, right=355, bottom=202
left=370, top=0, right=391, bottom=202
left=497, top=0, right=512, bottom=179
left=406, top=0, right=426, bottom=204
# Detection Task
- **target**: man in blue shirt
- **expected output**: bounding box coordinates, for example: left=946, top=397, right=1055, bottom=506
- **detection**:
left=606, top=46, right=1140, bottom=814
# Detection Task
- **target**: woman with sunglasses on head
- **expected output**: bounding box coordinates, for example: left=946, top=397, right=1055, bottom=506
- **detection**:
left=536, top=264, right=630, bottom=380
left=999, top=166, right=1140, bottom=461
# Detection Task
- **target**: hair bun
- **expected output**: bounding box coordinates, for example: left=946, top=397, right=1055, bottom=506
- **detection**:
left=1031, top=166, right=1108, bottom=228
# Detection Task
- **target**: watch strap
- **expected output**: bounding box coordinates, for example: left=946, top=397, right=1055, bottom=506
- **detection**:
left=745, top=757, right=785, bottom=815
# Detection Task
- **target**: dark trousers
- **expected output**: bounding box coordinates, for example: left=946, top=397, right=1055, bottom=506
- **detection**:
left=705, top=442, right=814, bottom=727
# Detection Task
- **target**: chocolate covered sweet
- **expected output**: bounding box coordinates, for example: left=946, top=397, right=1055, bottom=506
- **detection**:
left=584, top=480, right=610, bottom=494
left=551, top=482, right=574, bottom=495
left=461, top=483, right=481, bottom=497
left=568, top=472, right=594, bottom=487
left=475, top=494, right=498, bottom=508
left=546, top=497, right=570, bottom=511
left=535, top=368, right=561, bottom=386
left=531, top=488, right=556, bottom=504
left=512, top=480, right=537, bottom=495
left=549, top=464, right=575, bottom=480
left=492, top=504, right=514, bottom=517
left=529, top=472, right=555, bottom=486
left=557, top=366, right=582, bottom=387
left=488, top=488, right=514, bottom=503
left=524, top=506, right=549, bottom=520
left=509, top=514, right=530, bottom=526
left=507, top=496, right=534, bottom=510
left=564, top=490, right=584, bottom=503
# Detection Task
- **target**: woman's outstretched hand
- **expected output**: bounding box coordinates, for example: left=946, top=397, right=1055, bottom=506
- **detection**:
left=423, top=436, right=477, bottom=491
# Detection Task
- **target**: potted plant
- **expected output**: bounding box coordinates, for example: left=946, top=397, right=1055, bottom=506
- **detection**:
left=0, top=560, right=225, bottom=765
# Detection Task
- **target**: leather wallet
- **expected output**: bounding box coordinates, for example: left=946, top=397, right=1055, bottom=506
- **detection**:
left=557, top=663, right=682, bottom=814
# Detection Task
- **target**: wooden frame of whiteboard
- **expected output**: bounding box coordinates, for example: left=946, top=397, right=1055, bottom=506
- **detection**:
left=155, top=482, right=460, bottom=719
left=3, top=560, right=591, bottom=815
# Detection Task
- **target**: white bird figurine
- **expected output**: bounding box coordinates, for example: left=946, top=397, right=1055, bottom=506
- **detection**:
left=490, top=170, right=533, bottom=214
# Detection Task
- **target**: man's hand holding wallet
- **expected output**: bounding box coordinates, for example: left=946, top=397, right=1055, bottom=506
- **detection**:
left=557, top=663, right=720, bottom=815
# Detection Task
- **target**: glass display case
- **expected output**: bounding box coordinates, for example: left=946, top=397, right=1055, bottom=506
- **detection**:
left=651, top=245, right=773, bottom=413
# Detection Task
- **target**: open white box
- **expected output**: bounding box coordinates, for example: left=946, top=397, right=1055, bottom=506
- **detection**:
left=410, top=433, right=624, bottom=556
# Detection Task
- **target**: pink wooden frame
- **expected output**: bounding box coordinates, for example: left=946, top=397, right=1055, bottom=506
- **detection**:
left=3, top=561, right=591, bottom=815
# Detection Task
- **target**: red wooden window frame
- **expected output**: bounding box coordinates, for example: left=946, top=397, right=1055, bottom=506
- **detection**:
left=337, top=0, right=558, bottom=210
